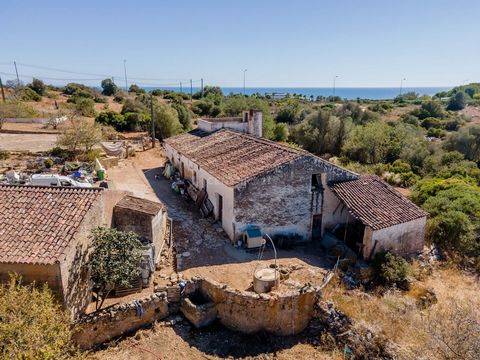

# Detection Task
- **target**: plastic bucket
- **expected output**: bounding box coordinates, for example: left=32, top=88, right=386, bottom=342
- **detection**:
left=97, top=169, right=105, bottom=180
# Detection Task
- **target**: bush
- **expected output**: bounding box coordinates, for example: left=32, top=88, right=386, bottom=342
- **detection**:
left=446, top=92, right=466, bottom=111
left=44, top=158, right=54, bottom=168
left=371, top=251, right=411, bottom=287
left=124, top=112, right=149, bottom=131
left=95, top=111, right=126, bottom=131
left=172, top=102, right=191, bottom=131
left=49, top=146, right=74, bottom=160
left=28, top=78, right=46, bottom=96
left=128, top=84, right=145, bottom=94
left=19, top=87, right=41, bottom=102
left=68, top=97, right=95, bottom=117
left=0, top=150, right=10, bottom=160
left=273, top=122, right=289, bottom=141
left=0, top=274, right=76, bottom=359
left=100, top=78, right=118, bottom=96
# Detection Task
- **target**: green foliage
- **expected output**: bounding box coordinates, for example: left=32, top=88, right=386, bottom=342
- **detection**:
left=0, top=150, right=10, bottom=160
left=342, top=122, right=395, bottom=164
left=421, top=117, right=442, bottom=129
left=63, top=83, right=98, bottom=100
left=394, top=92, right=418, bottom=103
left=19, top=87, right=41, bottom=101
left=337, top=102, right=379, bottom=125
left=444, top=125, right=480, bottom=162
left=193, top=86, right=223, bottom=100
left=0, top=101, right=39, bottom=119
left=411, top=100, right=445, bottom=120
left=291, top=109, right=351, bottom=155
left=28, top=78, right=46, bottom=96
left=100, top=78, right=118, bottom=96
left=446, top=92, right=467, bottom=111
left=0, top=274, right=76, bottom=360
left=275, top=100, right=300, bottom=124
left=90, top=227, right=143, bottom=309
left=128, top=84, right=145, bottom=94
left=71, top=97, right=96, bottom=117
left=191, top=100, right=221, bottom=117
left=436, top=83, right=480, bottom=99
left=367, top=101, right=394, bottom=114
left=49, top=146, right=74, bottom=161
left=123, top=112, right=150, bottom=131
left=95, top=111, right=126, bottom=131
left=272, top=122, right=289, bottom=142
left=371, top=251, right=411, bottom=287
left=57, top=118, right=102, bottom=153
left=121, top=97, right=148, bottom=115
left=44, top=158, right=54, bottom=168
left=153, top=102, right=183, bottom=139
left=172, top=102, right=191, bottom=131
left=113, top=91, right=126, bottom=103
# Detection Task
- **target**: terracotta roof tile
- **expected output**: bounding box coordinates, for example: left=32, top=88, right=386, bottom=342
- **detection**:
left=164, top=129, right=308, bottom=186
left=329, top=175, right=427, bottom=230
left=114, top=195, right=164, bottom=215
left=0, top=185, right=103, bottom=265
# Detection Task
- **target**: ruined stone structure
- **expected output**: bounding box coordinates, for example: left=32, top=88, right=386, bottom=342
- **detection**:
left=164, top=112, right=427, bottom=257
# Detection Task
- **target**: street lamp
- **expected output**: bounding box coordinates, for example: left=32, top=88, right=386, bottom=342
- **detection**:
left=332, top=75, right=339, bottom=102
left=400, top=78, right=406, bottom=96
left=123, top=59, right=128, bottom=91
left=243, top=69, right=248, bottom=96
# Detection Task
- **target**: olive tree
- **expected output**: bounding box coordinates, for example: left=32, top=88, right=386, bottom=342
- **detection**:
left=89, top=227, right=143, bottom=310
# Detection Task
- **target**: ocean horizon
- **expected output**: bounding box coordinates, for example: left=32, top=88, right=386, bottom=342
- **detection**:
left=143, top=86, right=452, bottom=100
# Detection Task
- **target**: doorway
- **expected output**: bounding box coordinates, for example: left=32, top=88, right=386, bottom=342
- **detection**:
left=218, top=194, right=223, bottom=224
left=312, top=214, right=322, bottom=241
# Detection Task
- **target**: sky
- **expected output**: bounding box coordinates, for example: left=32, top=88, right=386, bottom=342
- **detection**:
left=1, top=0, right=479, bottom=88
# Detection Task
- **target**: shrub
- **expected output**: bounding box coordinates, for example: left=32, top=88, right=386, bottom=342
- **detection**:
left=446, top=91, right=466, bottom=111
left=19, top=87, right=41, bottom=102
left=128, top=84, right=145, bottom=94
left=273, top=122, right=289, bottom=141
left=95, top=111, right=126, bottom=131
left=70, top=97, right=96, bottom=117
left=100, top=78, right=118, bottom=96
left=172, top=102, right=191, bottom=131
left=0, top=150, right=10, bottom=160
left=49, top=146, right=74, bottom=160
left=28, top=78, right=46, bottom=96
left=44, top=158, right=54, bottom=168
left=0, top=274, right=76, bottom=359
left=371, top=251, right=411, bottom=287
left=124, top=112, right=149, bottom=131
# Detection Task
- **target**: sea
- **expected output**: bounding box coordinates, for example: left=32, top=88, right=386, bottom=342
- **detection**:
left=144, top=86, right=452, bottom=101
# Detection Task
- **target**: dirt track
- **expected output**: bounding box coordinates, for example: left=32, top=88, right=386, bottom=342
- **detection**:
left=0, top=133, right=57, bottom=152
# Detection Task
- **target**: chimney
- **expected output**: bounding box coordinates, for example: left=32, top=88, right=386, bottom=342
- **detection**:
left=245, top=110, right=263, bottom=137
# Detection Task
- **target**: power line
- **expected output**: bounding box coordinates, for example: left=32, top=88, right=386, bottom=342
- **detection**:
left=0, top=71, right=103, bottom=81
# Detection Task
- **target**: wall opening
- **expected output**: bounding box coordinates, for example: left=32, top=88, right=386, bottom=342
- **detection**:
left=312, top=214, right=322, bottom=241
left=218, top=194, right=223, bottom=225
left=311, top=174, right=323, bottom=192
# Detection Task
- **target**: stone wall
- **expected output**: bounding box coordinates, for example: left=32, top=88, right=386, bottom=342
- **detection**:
left=233, top=156, right=358, bottom=241
left=72, top=291, right=169, bottom=350
left=186, top=277, right=320, bottom=336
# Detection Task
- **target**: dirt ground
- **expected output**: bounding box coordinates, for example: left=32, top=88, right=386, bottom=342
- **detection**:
left=107, top=148, right=331, bottom=293
left=0, top=133, right=57, bottom=152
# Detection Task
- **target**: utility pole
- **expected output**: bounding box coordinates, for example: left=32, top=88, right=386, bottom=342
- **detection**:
left=243, top=69, right=247, bottom=96
left=123, top=59, right=128, bottom=91
left=180, top=81, right=182, bottom=93
left=190, top=79, right=193, bottom=104
left=201, top=78, right=204, bottom=98
left=13, top=61, right=20, bottom=87
left=0, top=76, right=5, bottom=102
left=332, top=75, right=339, bottom=102
left=399, top=78, right=406, bottom=96
left=150, top=93, right=156, bottom=147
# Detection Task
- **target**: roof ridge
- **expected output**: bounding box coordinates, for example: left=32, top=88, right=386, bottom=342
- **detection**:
left=0, top=184, right=104, bottom=192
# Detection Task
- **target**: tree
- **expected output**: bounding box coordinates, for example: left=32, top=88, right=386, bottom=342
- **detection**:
left=89, top=227, right=143, bottom=310
left=193, top=86, right=223, bottom=100
left=128, top=84, right=145, bottom=94
left=172, top=102, right=191, bottom=131
left=444, top=125, right=480, bottom=162
left=275, top=100, right=300, bottom=124
left=414, top=100, right=445, bottom=120
left=57, top=116, right=102, bottom=153
left=291, top=109, right=351, bottom=156
left=342, top=122, right=393, bottom=164
left=447, top=92, right=467, bottom=111
left=371, top=251, right=411, bottom=287
left=0, top=274, right=76, bottom=359
left=153, top=102, right=183, bottom=139
left=28, top=78, right=46, bottom=96
left=100, top=78, right=118, bottom=96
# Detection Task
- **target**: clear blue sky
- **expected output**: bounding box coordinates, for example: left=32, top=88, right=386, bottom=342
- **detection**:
left=1, top=0, right=479, bottom=88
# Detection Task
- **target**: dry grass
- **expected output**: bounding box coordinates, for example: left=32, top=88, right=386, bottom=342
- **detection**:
left=322, top=264, right=480, bottom=358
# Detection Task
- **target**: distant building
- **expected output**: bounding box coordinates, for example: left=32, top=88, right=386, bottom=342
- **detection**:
left=164, top=111, right=427, bottom=258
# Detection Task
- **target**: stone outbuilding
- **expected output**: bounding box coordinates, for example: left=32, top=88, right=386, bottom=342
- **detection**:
left=0, top=185, right=106, bottom=318
left=163, top=112, right=427, bottom=258
left=113, top=194, right=167, bottom=265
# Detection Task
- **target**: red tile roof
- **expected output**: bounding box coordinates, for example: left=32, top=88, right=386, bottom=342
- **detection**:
left=164, top=129, right=309, bottom=186
left=114, top=195, right=164, bottom=216
left=329, top=175, right=427, bottom=230
left=0, top=185, right=103, bottom=265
